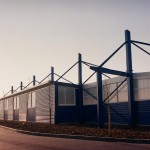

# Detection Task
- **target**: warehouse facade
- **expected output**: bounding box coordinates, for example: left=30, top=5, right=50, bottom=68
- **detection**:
left=0, top=30, right=149, bottom=127
left=0, top=72, right=150, bottom=126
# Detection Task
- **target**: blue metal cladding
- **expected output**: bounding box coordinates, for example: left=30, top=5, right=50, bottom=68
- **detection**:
left=82, top=103, right=129, bottom=124
left=55, top=106, right=79, bottom=123
left=103, top=103, right=129, bottom=124
left=83, top=105, right=97, bottom=122
left=135, top=100, right=150, bottom=125
left=82, top=101, right=150, bottom=125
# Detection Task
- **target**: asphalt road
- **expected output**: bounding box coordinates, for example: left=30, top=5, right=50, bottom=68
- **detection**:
left=0, top=127, right=150, bottom=150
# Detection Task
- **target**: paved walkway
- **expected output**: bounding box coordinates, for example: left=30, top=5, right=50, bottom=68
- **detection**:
left=0, top=127, right=150, bottom=150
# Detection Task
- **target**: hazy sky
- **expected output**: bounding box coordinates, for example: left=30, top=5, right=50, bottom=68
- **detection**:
left=0, top=0, right=149, bottom=97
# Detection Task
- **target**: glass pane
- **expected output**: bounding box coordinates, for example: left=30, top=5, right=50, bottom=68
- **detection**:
left=58, top=86, right=65, bottom=105
left=66, top=87, right=76, bottom=105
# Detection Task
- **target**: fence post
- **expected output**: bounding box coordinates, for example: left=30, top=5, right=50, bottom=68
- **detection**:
left=51, top=66, right=54, bottom=82
left=78, top=53, right=83, bottom=123
left=125, top=30, right=135, bottom=127
left=97, top=72, right=104, bottom=128
left=33, top=75, right=36, bottom=86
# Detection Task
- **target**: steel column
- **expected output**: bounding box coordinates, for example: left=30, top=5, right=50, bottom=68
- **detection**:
left=78, top=53, right=83, bottom=122
left=54, top=82, right=58, bottom=124
left=51, top=66, right=54, bottom=82
left=125, top=30, right=135, bottom=127
left=11, top=86, right=13, bottom=94
left=20, top=82, right=23, bottom=90
left=33, top=75, right=36, bottom=86
left=97, top=72, right=104, bottom=128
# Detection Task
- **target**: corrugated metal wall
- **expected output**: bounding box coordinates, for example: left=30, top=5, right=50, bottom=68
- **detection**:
left=4, top=99, right=8, bottom=120
left=27, top=108, right=36, bottom=122
left=0, top=72, right=149, bottom=126
left=7, top=98, right=13, bottom=120
left=103, top=103, right=129, bottom=124
left=135, top=101, right=150, bottom=125
left=0, top=84, right=55, bottom=124
left=83, top=72, right=150, bottom=125
left=36, top=87, right=50, bottom=123
left=36, top=85, right=55, bottom=124
left=0, top=100, right=4, bottom=120
left=19, top=94, right=28, bottom=121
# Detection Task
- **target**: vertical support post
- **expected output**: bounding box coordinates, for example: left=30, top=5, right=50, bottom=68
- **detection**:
left=97, top=72, right=104, bottom=128
left=33, top=75, right=36, bottom=86
left=125, top=30, right=135, bottom=127
left=20, top=81, right=23, bottom=90
left=11, top=86, right=13, bottom=94
left=54, top=82, right=58, bottom=124
left=78, top=53, right=83, bottom=123
left=51, top=66, right=54, bottom=82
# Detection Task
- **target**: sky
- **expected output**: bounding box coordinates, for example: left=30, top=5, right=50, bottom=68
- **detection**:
left=0, top=0, right=149, bottom=97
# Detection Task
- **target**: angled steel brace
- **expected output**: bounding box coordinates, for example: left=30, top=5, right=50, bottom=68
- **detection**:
left=131, top=40, right=150, bottom=46
left=103, top=78, right=127, bottom=103
left=131, top=42, right=150, bottom=55
left=56, top=61, right=78, bottom=82
left=90, top=66, right=129, bottom=77
left=83, top=88, right=97, bottom=101
left=103, top=103, right=128, bottom=122
left=83, top=42, right=126, bottom=85
left=54, top=73, right=75, bottom=85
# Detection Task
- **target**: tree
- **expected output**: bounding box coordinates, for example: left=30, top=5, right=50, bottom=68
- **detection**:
left=104, top=79, right=111, bottom=136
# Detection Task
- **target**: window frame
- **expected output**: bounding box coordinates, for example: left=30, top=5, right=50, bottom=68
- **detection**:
left=58, top=86, right=76, bottom=106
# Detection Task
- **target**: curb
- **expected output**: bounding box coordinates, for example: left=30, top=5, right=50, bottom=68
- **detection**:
left=0, top=125, right=150, bottom=144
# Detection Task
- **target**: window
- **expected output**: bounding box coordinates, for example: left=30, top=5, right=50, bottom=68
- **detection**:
left=14, top=97, right=19, bottom=109
left=28, top=92, right=36, bottom=108
left=58, top=86, right=76, bottom=106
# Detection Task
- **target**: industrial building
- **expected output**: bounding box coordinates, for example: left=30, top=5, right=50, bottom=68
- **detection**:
left=0, top=30, right=149, bottom=127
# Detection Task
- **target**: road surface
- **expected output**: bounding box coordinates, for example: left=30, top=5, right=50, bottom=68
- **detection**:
left=0, top=127, right=150, bottom=150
